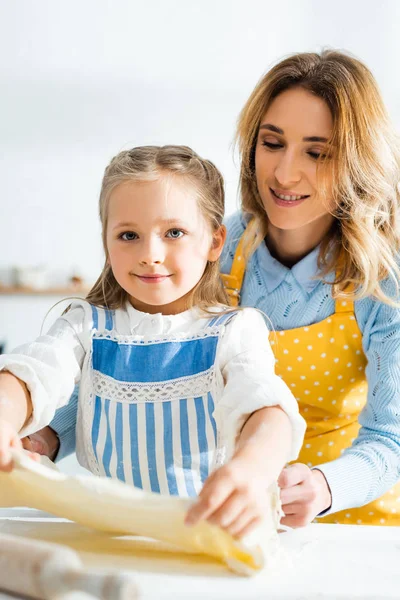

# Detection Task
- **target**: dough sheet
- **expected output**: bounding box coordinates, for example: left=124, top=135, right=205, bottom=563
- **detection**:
left=0, top=452, right=281, bottom=576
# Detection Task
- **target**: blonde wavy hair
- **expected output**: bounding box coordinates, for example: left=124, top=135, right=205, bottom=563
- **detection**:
left=237, top=49, right=400, bottom=304
left=86, top=145, right=229, bottom=311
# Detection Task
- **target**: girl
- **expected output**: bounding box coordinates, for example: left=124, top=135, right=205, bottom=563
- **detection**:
left=221, top=50, right=400, bottom=527
left=0, top=145, right=305, bottom=538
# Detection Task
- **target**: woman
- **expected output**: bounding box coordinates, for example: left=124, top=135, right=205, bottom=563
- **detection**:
left=25, top=50, right=400, bottom=528
left=220, top=49, right=400, bottom=527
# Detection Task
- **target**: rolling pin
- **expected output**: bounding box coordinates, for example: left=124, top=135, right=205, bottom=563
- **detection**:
left=0, top=532, right=139, bottom=599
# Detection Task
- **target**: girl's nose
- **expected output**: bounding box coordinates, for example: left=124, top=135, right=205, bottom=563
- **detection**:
left=138, top=238, right=164, bottom=266
left=140, top=257, right=162, bottom=265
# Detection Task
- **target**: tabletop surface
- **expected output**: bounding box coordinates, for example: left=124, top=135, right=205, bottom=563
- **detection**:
left=1, top=507, right=400, bottom=599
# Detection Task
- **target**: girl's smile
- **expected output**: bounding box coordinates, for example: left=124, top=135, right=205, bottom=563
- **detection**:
left=134, top=273, right=172, bottom=283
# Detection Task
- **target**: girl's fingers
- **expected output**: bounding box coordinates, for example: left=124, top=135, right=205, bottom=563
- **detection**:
left=0, top=449, right=12, bottom=471
left=11, top=436, right=40, bottom=463
left=10, top=436, right=22, bottom=450
left=207, top=490, right=245, bottom=529
left=27, top=451, right=41, bottom=463
left=223, top=506, right=254, bottom=537
left=231, top=515, right=262, bottom=540
left=0, top=433, right=18, bottom=471
left=10, top=436, right=23, bottom=456
left=185, top=473, right=233, bottom=526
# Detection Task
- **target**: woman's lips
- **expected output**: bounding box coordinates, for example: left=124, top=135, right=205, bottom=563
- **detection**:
left=270, top=188, right=309, bottom=207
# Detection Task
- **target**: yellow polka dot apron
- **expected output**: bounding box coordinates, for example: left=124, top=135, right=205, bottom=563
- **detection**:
left=221, top=230, right=400, bottom=525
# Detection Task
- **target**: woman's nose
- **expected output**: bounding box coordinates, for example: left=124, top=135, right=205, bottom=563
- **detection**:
left=274, top=151, right=302, bottom=186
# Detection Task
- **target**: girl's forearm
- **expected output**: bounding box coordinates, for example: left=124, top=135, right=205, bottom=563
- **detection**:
left=234, top=406, right=292, bottom=481
left=0, top=372, right=32, bottom=432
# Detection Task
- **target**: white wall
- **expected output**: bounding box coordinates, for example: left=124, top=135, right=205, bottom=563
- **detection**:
left=0, top=0, right=399, bottom=471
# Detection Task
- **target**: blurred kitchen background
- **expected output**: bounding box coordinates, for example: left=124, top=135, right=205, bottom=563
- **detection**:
left=0, top=0, right=399, bottom=472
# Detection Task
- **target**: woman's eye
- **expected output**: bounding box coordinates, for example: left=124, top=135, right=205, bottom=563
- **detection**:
left=120, top=231, right=138, bottom=241
left=308, top=150, right=327, bottom=160
left=262, top=141, right=283, bottom=150
left=166, top=229, right=185, bottom=239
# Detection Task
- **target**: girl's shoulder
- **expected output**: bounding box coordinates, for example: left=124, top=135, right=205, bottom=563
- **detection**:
left=216, top=307, right=271, bottom=367
left=219, top=306, right=271, bottom=340
left=59, top=300, right=124, bottom=333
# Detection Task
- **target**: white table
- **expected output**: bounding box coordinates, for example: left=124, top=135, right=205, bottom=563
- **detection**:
left=1, top=507, right=400, bottom=599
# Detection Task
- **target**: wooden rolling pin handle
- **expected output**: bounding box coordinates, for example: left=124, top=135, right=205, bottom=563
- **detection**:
left=0, top=533, right=139, bottom=599
left=42, top=561, right=139, bottom=600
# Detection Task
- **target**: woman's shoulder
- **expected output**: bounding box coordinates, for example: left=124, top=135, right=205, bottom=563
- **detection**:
left=221, top=211, right=249, bottom=274
left=354, top=276, right=400, bottom=333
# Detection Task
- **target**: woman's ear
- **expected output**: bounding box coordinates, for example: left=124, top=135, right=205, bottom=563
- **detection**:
left=208, top=224, right=226, bottom=262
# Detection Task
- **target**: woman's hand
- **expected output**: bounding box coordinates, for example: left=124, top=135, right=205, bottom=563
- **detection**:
left=185, top=456, right=269, bottom=538
left=21, top=426, right=60, bottom=461
left=278, top=463, right=332, bottom=527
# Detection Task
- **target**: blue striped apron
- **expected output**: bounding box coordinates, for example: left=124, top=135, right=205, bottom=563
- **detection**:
left=80, top=306, right=236, bottom=497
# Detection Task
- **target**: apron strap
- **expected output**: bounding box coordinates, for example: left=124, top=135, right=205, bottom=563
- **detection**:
left=220, top=230, right=248, bottom=307
left=207, top=310, right=239, bottom=328
left=90, top=305, right=115, bottom=331
left=334, top=282, right=355, bottom=314
left=334, top=298, right=355, bottom=313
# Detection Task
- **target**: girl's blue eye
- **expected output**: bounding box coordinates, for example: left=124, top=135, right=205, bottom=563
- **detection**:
left=120, top=232, right=138, bottom=241
left=166, top=229, right=184, bottom=239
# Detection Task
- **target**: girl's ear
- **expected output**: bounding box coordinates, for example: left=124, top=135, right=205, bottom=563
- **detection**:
left=208, top=224, right=226, bottom=262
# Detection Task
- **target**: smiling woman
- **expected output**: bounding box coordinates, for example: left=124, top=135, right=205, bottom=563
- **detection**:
left=221, top=49, right=400, bottom=527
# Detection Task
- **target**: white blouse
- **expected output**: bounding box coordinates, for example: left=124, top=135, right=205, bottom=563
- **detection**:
left=0, top=302, right=305, bottom=473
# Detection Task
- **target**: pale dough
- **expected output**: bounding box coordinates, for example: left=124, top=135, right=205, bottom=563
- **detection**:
left=0, top=451, right=282, bottom=576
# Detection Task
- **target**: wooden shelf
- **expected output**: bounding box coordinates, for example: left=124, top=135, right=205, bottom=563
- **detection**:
left=0, top=285, right=90, bottom=296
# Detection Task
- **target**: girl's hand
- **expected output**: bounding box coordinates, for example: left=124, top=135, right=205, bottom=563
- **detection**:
left=0, top=420, right=23, bottom=472
left=0, top=421, right=40, bottom=472
left=185, top=457, right=270, bottom=539
left=278, top=463, right=332, bottom=527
